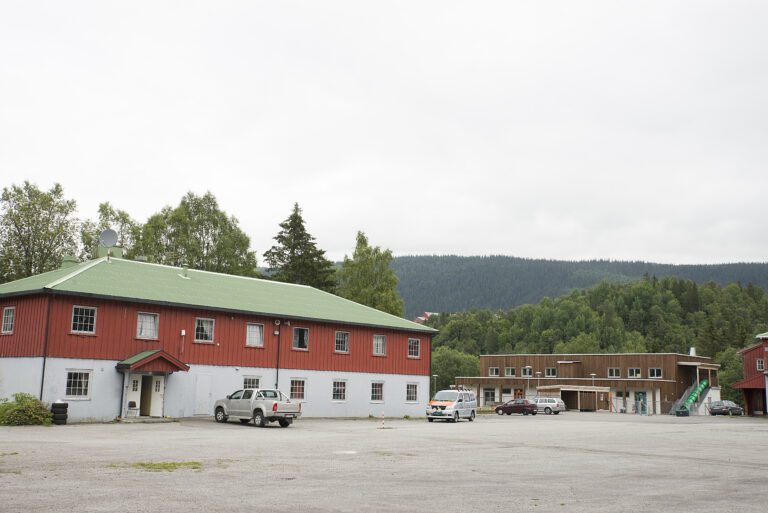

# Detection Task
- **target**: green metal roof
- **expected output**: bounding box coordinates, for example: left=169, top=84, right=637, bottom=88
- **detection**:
left=118, top=350, right=160, bottom=366
left=0, top=258, right=436, bottom=334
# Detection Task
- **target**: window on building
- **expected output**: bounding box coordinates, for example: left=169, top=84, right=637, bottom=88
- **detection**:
left=243, top=376, right=260, bottom=389
left=335, top=332, right=349, bottom=353
left=649, top=368, right=662, bottom=378
left=71, top=306, right=97, bottom=334
left=1, top=306, right=15, bottom=334
left=290, top=379, right=306, bottom=400
left=65, top=370, right=91, bottom=398
left=408, top=338, right=420, bottom=358
left=545, top=367, right=557, bottom=377
left=373, top=335, right=386, bottom=356
left=406, top=383, right=418, bottom=402
left=505, top=367, right=516, bottom=377
left=246, top=323, right=264, bottom=347
left=154, top=379, right=161, bottom=392
left=522, top=367, right=532, bottom=377
left=757, top=359, right=765, bottom=371
left=131, top=379, right=139, bottom=392
left=608, top=368, right=620, bottom=378
left=333, top=380, right=346, bottom=401
left=371, top=382, right=384, bottom=401
left=136, top=312, right=159, bottom=339
left=628, top=368, right=641, bottom=378
left=488, top=367, right=500, bottom=377
left=194, top=318, right=215, bottom=342
left=616, top=390, right=624, bottom=398
left=293, top=328, right=309, bottom=350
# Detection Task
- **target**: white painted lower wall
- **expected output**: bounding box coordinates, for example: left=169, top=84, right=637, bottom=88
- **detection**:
left=1, top=357, right=430, bottom=422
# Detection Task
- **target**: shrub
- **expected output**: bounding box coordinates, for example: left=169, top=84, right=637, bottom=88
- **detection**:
left=0, top=393, right=53, bottom=426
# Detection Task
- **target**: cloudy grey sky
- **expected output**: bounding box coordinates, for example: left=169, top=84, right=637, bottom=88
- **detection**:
left=1, top=1, right=766, bottom=264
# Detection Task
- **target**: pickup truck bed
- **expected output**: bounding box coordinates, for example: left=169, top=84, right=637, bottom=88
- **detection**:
left=214, top=388, right=301, bottom=427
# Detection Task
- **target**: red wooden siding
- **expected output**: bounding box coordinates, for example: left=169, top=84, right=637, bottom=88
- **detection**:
left=5, top=294, right=430, bottom=376
left=0, top=295, right=48, bottom=357
left=741, top=344, right=767, bottom=381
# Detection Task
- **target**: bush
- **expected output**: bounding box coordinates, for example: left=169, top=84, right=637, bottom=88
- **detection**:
left=0, top=393, right=53, bottom=426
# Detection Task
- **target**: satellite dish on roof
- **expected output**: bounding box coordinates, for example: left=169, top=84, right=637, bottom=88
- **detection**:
left=99, top=229, right=118, bottom=249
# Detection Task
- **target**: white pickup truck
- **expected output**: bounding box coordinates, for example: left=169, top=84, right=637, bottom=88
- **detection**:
left=213, top=388, right=301, bottom=427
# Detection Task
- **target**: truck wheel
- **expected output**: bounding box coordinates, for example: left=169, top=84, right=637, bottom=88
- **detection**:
left=427, top=418, right=434, bottom=422
left=253, top=410, right=266, bottom=427
left=544, top=407, right=552, bottom=415
left=452, top=412, right=460, bottom=423
left=215, top=408, right=228, bottom=423
left=469, top=411, right=475, bottom=422
left=278, top=419, right=292, bottom=428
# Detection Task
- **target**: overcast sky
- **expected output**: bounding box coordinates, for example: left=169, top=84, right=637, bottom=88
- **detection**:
left=1, top=1, right=766, bottom=264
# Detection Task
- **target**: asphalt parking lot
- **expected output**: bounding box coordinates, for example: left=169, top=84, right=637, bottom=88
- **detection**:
left=1, top=412, right=765, bottom=513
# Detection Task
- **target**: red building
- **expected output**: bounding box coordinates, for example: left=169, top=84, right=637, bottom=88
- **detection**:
left=733, top=332, right=768, bottom=415
left=0, top=256, right=435, bottom=421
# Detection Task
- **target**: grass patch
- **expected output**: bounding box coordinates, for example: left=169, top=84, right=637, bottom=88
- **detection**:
left=127, top=461, right=202, bottom=472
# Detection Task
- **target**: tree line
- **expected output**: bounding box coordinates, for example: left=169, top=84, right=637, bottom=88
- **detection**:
left=0, top=182, right=404, bottom=316
left=427, top=276, right=768, bottom=401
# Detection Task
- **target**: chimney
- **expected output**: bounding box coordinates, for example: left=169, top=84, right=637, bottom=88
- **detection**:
left=689, top=347, right=697, bottom=356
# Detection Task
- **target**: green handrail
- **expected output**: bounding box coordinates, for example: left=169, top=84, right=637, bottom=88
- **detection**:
left=680, top=379, right=709, bottom=411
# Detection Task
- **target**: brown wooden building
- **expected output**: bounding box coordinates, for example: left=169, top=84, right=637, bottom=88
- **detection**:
left=456, top=352, right=720, bottom=414
left=733, top=332, right=768, bottom=415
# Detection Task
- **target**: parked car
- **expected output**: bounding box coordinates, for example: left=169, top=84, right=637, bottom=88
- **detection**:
left=708, top=400, right=744, bottom=416
left=426, top=389, right=477, bottom=422
left=533, top=397, right=566, bottom=415
left=495, top=398, right=538, bottom=416
left=214, top=388, right=301, bottom=427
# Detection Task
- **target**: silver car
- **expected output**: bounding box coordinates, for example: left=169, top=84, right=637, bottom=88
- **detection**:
left=533, top=397, right=566, bottom=414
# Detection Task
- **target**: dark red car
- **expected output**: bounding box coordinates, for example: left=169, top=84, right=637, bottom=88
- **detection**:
left=495, top=398, right=538, bottom=416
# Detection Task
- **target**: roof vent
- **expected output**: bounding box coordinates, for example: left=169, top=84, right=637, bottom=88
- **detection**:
left=60, top=255, right=79, bottom=269
left=689, top=347, right=697, bottom=356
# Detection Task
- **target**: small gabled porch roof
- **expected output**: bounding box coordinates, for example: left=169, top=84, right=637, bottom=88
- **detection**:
left=116, top=350, right=189, bottom=373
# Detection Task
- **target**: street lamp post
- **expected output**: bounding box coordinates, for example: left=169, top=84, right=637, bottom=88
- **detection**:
left=535, top=371, right=542, bottom=394
left=590, top=373, right=596, bottom=387
left=590, top=373, right=597, bottom=411
left=524, top=366, right=532, bottom=398
left=432, top=374, right=438, bottom=396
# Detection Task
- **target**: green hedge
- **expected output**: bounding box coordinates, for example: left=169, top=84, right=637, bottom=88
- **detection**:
left=0, top=393, right=53, bottom=426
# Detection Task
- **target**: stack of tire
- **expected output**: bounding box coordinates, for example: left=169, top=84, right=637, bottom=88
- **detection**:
left=51, top=402, right=68, bottom=425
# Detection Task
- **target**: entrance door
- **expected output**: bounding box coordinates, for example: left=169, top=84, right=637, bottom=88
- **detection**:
left=514, top=388, right=524, bottom=399
left=635, top=391, right=647, bottom=414
left=140, top=376, right=153, bottom=416
left=483, top=388, right=496, bottom=406
left=194, top=374, right=212, bottom=415
left=149, top=376, right=165, bottom=417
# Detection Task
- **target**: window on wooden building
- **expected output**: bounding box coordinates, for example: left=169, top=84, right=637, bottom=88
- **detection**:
left=406, top=383, right=418, bottom=402
left=1, top=306, right=14, bottom=334
left=243, top=376, right=260, bottom=389
left=290, top=379, right=306, bottom=400
left=505, top=367, right=516, bottom=377
left=371, top=382, right=384, bottom=402
left=628, top=368, right=641, bottom=378
left=293, top=327, right=309, bottom=350
left=545, top=367, right=557, bottom=377
left=408, top=338, right=420, bottom=358
left=373, top=335, right=386, bottom=356
left=65, top=370, right=91, bottom=399
left=757, top=359, right=765, bottom=371
left=488, top=367, right=500, bottom=377
left=246, top=323, right=264, bottom=347
left=71, top=306, right=97, bottom=334
left=608, top=368, right=620, bottom=378
left=332, top=380, right=347, bottom=401
left=522, top=367, right=532, bottom=377
left=649, top=368, right=662, bottom=378
left=194, top=318, right=215, bottom=342
left=335, top=332, right=349, bottom=353
left=136, top=312, right=159, bottom=339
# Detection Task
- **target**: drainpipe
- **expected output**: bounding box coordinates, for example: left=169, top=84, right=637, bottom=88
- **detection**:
left=274, top=320, right=282, bottom=389
left=39, top=294, right=54, bottom=400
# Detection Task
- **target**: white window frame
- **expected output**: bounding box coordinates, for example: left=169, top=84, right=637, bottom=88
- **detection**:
left=504, top=367, right=516, bottom=377
left=649, top=368, right=662, bottom=379
left=608, top=367, right=620, bottom=378
left=522, top=367, right=532, bottom=377
left=545, top=367, right=557, bottom=377
left=332, top=380, right=347, bottom=401
left=1, top=306, right=15, bottom=334
left=408, top=338, right=420, bottom=358
left=488, top=367, right=500, bottom=377
left=371, top=381, right=384, bottom=402
left=406, top=383, right=418, bottom=403
left=628, top=368, right=641, bottom=378
left=71, top=305, right=97, bottom=334
left=373, top=334, right=386, bottom=356
left=757, top=359, right=765, bottom=371
left=65, top=370, right=92, bottom=400
left=136, top=312, right=159, bottom=340
left=194, top=317, right=215, bottom=343
left=246, top=323, right=264, bottom=348
left=335, top=331, right=349, bottom=353
left=293, top=327, right=309, bottom=351
left=131, top=379, right=139, bottom=392
left=243, top=376, right=260, bottom=389
left=290, top=378, right=306, bottom=400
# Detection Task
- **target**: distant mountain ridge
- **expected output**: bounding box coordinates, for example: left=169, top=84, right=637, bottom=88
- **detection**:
left=391, top=255, right=768, bottom=319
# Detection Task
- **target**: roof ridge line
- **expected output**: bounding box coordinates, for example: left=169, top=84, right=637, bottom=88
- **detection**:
left=45, top=257, right=107, bottom=289
left=312, top=287, right=432, bottom=330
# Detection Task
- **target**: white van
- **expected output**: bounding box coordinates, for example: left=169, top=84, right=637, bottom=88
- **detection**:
left=426, top=389, right=477, bottom=422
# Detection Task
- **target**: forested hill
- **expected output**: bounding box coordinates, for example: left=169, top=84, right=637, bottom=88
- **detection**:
left=392, top=255, right=768, bottom=319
